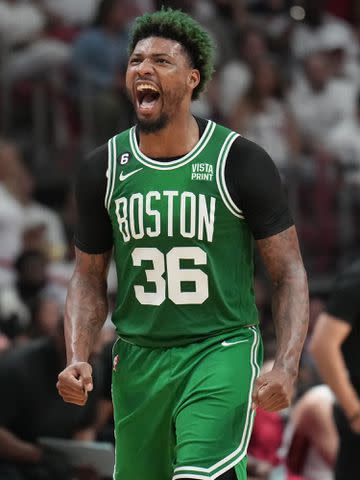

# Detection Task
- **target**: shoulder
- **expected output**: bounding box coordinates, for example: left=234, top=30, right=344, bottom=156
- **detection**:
left=77, top=143, right=108, bottom=181
left=210, top=121, right=280, bottom=174
left=75, top=143, right=112, bottom=204
left=230, top=134, right=268, bottom=155
left=83, top=142, right=108, bottom=166
left=227, top=134, right=276, bottom=170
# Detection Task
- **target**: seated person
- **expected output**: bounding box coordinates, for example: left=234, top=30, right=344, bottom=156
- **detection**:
left=283, top=384, right=338, bottom=480
left=0, top=314, right=103, bottom=480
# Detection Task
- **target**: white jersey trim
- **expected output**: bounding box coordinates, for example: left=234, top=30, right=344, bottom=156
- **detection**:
left=129, top=120, right=216, bottom=170
left=105, top=136, right=117, bottom=212
left=216, top=132, right=244, bottom=219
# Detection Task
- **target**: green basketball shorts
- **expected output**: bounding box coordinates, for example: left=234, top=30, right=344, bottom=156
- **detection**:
left=111, top=325, right=263, bottom=480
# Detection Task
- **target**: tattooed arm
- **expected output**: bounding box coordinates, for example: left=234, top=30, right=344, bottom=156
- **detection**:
left=57, top=247, right=112, bottom=406
left=252, top=225, right=309, bottom=412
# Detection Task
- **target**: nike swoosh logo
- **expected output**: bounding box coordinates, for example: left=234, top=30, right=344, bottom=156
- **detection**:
left=221, top=339, right=248, bottom=347
left=119, top=168, right=143, bottom=181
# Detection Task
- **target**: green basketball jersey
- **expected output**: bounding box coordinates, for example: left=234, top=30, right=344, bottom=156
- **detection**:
left=105, top=120, right=259, bottom=347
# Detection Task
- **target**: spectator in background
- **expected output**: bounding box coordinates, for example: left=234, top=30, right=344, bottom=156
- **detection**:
left=0, top=140, right=67, bottom=264
left=0, top=314, right=103, bottom=480
left=193, top=0, right=240, bottom=69
left=0, top=140, right=28, bottom=287
left=0, top=0, right=70, bottom=81
left=240, top=0, right=293, bottom=61
left=287, top=52, right=355, bottom=151
left=327, top=90, right=360, bottom=186
left=0, top=250, right=48, bottom=341
left=219, top=25, right=269, bottom=118
left=229, top=56, right=300, bottom=175
left=35, top=0, right=101, bottom=28
left=310, top=259, right=360, bottom=480
left=318, top=22, right=360, bottom=88
left=281, top=384, right=337, bottom=480
left=290, top=0, right=358, bottom=62
left=0, top=0, right=44, bottom=48
left=71, top=0, right=137, bottom=144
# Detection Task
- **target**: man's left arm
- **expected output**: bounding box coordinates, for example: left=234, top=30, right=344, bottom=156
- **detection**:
left=224, top=137, right=309, bottom=410
left=253, top=225, right=309, bottom=411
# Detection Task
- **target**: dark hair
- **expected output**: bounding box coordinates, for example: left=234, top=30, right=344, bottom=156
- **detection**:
left=128, top=8, right=215, bottom=99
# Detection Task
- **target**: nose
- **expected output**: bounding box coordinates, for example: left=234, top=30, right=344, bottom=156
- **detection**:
left=137, top=58, right=154, bottom=77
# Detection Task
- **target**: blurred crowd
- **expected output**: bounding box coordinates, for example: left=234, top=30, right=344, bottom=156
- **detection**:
left=0, top=0, right=360, bottom=478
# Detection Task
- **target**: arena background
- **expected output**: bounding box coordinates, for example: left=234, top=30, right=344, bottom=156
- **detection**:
left=0, top=0, right=359, bottom=478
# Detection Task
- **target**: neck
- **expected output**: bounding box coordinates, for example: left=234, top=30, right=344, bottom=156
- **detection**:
left=138, top=113, right=199, bottom=158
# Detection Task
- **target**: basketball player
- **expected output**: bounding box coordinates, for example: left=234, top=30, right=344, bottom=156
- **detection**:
left=57, top=9, right=309, bottom=480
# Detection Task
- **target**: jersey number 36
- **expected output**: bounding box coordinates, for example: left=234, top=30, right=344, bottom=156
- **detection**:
left=131, top=247, right=209, bottom=305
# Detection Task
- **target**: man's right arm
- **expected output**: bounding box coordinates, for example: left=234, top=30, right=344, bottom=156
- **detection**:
left=65, top=248, right=112, bottom=365
left=58, top=144, right=113, bottom=406
left=57, top=247, right=112, bottom=406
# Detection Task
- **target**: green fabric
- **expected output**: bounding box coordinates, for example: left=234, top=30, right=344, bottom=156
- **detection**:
left=111, top=326, right=263, bottom=480
left=106, top=120, right=259, bottom=348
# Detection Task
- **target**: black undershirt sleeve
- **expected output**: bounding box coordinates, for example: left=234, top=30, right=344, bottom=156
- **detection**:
left=224, top=136, right=293, bottom=240
left=74, top=144, right=114, bottom=253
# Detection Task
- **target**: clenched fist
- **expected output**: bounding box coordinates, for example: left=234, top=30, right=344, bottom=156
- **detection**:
left=57, top=362, right=93, bottom=406
left=252, top=368, right=295, bottom=412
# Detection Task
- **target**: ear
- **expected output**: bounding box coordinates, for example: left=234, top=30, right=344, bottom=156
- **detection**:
left=188, top=69, right=200, bottom=93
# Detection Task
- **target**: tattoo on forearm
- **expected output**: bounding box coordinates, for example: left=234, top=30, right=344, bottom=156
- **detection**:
left=258, top=227, right=309, bottom=377
left=65, top=250, right=112, bottom=363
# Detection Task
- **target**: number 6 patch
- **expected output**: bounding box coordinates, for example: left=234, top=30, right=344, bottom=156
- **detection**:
left=120, top=153, right=130, bottom=165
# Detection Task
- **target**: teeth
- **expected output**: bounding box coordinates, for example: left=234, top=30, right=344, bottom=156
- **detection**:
left=136, top=83, right=159, bottom=93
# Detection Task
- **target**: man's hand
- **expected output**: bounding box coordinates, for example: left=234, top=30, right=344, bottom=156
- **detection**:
left=57, top=362, right=93, bottom=406
left=252, top=368, right=295, bottom=412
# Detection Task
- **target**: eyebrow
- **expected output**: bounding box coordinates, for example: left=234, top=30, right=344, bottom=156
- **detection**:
left=131, top=52, right=172, bottom=58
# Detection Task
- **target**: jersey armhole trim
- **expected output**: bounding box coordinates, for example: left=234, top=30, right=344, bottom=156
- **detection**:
left=216, top=132, right=244, bottom=219
left=105, top=136, right=117, bottom=211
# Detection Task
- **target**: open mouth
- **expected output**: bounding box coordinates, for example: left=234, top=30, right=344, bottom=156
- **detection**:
left=135, top=83, right=161, bottom=114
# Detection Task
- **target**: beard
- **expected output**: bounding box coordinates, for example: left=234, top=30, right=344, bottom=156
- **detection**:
left=137, top=112, right=169, bottom=133
left=129, top=83, right=187, bottom=134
